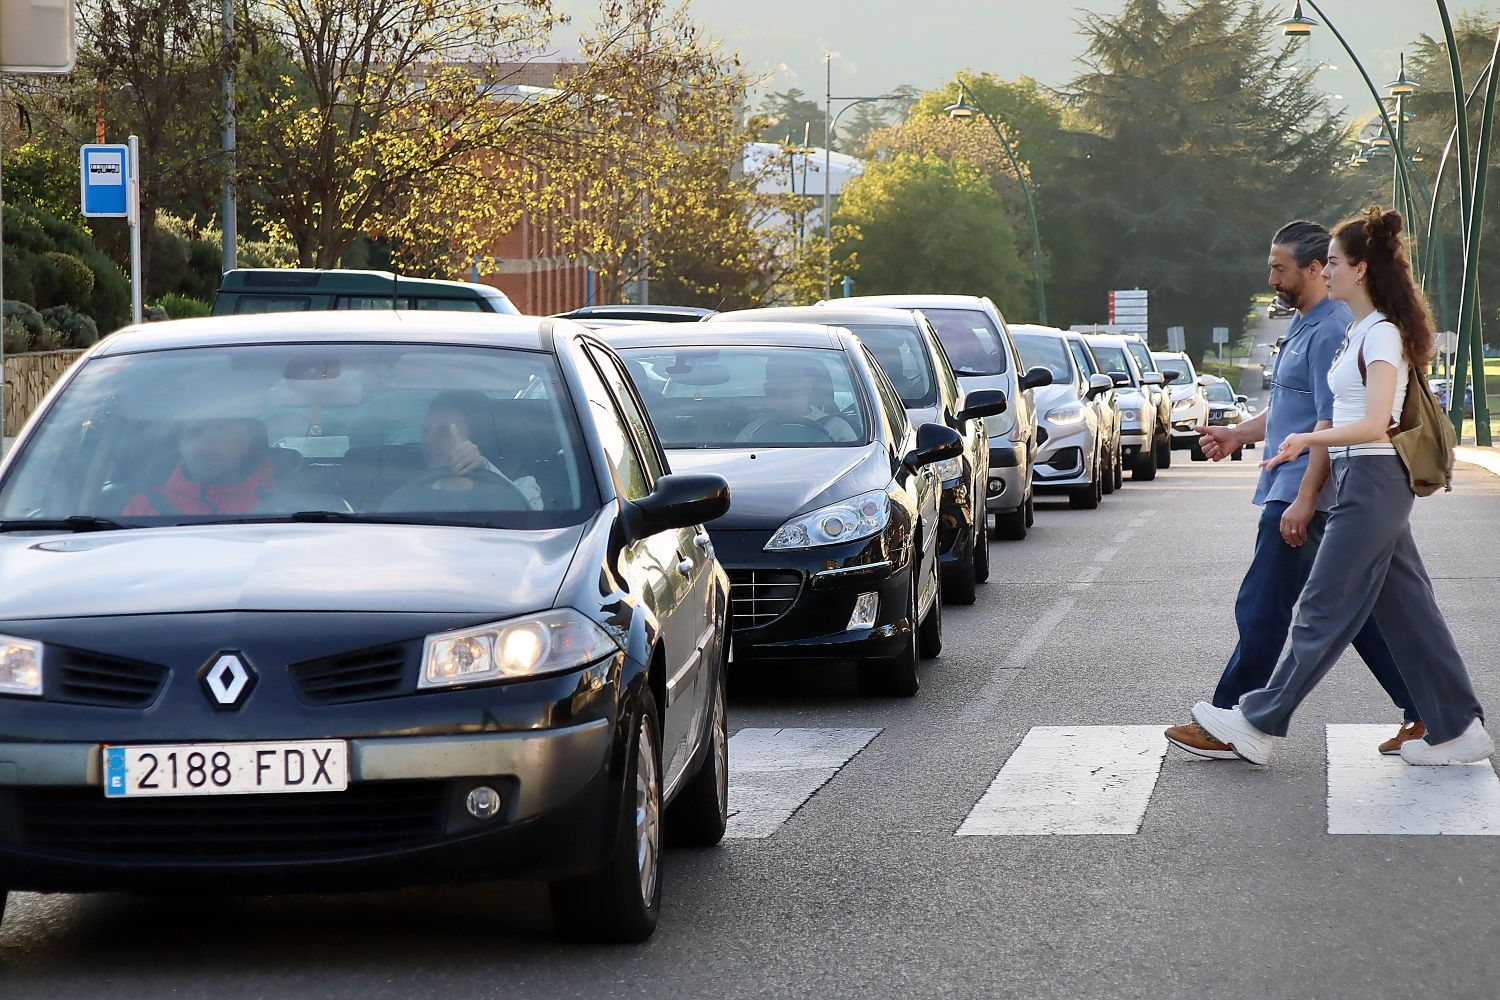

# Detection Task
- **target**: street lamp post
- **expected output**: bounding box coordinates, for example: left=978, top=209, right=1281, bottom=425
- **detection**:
left=822, top=55, right=906, bottom=299
left=945, top=79, right=1049, bottom=325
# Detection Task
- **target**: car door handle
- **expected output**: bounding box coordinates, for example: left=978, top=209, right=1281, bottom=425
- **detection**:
left=694, top=532, right=712, bottom=547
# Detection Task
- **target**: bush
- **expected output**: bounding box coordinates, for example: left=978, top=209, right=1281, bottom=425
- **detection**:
left=143, top=304, right=169, bottom=322
left=3, top=300, right=44, bottom=345
left=2, top=203, right=130, bottom=332
left=3, top=245, right=35, bottom=304
left=3, top=316, right=31, bottom=354
left=40, top=305, right=100, bottom=349
left=33, top=324, right=66, bottom=352
left=153, top=293, right=211, bottom=320
left=41, top=251, right=94, bottom=310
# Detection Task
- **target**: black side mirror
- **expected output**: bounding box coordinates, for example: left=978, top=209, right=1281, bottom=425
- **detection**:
left=959, top=388, right=1007, bottom=422
left=1236, top=394, right=1249, bottom=404
left=1161, top=368, right=1182, bottom=385
left=1020, top=365, right=1054, bottom=391
left=1110, top=371, right=1131, bottom=387
left=629, top=473, right=730, bottom=538
left=904, top=422, right=963, bottom=471
left=1085, top=373, right=1114, bottom=400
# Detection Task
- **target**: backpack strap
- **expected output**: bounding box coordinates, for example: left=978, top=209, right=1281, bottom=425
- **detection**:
left=1357, top=341, right=1367, bottom=384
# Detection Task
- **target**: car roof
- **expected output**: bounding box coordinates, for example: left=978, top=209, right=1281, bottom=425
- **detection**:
left=90, top=311, right=584, bottom=356
left=218, top=268, right=500, bottom=296
left=832, top=294, right=986, bottom=308
left=1082, top=332, right=1130, bottom=346
left=713, top=305, right=921, bottom=328
left=596, top=321, right=850, bottom=351
left=555, top=305, right=715, bottom=322
left=1009, top=324, right=1072, bottom=339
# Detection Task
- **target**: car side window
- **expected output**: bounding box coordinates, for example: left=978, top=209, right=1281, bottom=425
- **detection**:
left=924, top=318, right=961, bottom=402
left=572, top=349, right=653, bottom=502
left=864, top=347, right=909, bottom=440
left=585, top=345, right=668, bottom=484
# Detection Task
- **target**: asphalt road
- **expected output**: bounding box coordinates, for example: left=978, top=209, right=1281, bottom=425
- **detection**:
left=5, top=438, right=1500, bottom=998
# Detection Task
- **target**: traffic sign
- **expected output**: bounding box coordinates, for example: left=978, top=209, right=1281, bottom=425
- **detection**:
left=0, top=0, right=77, bottom=73
left=80, top=144, right=129, bottom=218
left=1212, top=327, right=1230, bottom=345
left=1109, top=289, right=1149, bottom=335
left=1167, top=327, right=1185, bottom=352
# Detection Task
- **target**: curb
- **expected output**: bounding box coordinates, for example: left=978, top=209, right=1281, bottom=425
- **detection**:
left=1456, top=446, right=1500, bottom=479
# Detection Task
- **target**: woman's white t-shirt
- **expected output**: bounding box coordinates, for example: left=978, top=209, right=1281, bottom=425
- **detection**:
left=1328, top=311, right=1409, bottom=454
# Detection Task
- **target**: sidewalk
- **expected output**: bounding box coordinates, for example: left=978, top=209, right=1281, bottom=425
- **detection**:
left=1456, top=445, right=1500, bottom=478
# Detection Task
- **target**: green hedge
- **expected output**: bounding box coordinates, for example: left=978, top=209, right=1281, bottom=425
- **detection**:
left=154, top=293, right=211, bottom=319
left=3, top=203, right=130, bottom=331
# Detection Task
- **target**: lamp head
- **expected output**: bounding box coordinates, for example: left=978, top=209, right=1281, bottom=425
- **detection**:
left=1387, top=53, right=1418, bottom=96
left=1279, top=1, right=1318, bottom=36
left=945, top=85, right=978, bottom=121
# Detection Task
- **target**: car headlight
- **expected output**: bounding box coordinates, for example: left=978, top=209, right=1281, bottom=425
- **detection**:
left=419, top=610, right=618, bottom=689
left=1173, top=397, right=1197, bottom=411
left=931, top=456, right=965, bottom=483
left=766, top=489, right=890, bottom=550
left=0, top=634, right=43, bottom=697
left=1046, top=404, right=1086, bottom=425
left=1121, top=409, right=1139, bottom=421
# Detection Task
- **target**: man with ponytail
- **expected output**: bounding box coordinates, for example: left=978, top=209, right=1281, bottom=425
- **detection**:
left=1191, top=208, right=1491, bottom=767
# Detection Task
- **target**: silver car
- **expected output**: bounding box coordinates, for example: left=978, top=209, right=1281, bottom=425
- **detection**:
left=1121, top=335, right=1175, bottom=471
left=1085, top=334, right=1164, bottom=482
left=1012, top=326, right=1115, bottom=509
left=1064, top=332, right=1123, bottom=493
left=827, top=294, right=1052, bottom=540
left=1152, top=350, right=1207, bottom=450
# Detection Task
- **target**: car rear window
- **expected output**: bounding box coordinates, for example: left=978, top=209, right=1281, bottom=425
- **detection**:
left=922, top=309, right=1009, bottom=376
left=233, top=295, right=313, bottom=314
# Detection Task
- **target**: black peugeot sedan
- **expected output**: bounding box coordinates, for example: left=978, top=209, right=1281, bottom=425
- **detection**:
left=600, top=322, right=964, bottom=697
left=0, top=312, right=732, bottom=943
left=709, top=306, right=1007, bottom=606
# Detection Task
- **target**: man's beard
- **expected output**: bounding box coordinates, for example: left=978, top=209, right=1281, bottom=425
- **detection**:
left=1276, top=286, right=1298, bottom=306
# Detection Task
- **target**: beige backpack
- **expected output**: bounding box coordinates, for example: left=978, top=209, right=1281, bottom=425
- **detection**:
left=1358, top=345, right=1456, bottom=497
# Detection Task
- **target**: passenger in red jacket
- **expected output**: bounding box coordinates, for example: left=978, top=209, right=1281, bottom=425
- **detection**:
left=124, top=418, right=278, bottom=516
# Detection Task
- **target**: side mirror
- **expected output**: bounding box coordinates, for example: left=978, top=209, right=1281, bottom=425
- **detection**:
left=1020, top=365, right=1054, bottom=391
left=1236, top=394, right=1248, bottom=404
left=959, top=388, right=1007, bottom=422
left=1085, top=373, right=1114, bottom=400
left=904, top=422, right=963, bottom=470
left=1110, top=371, right=1131, bottom=387
left=1160, top=368, right=1182, bottom=385
left=1141, top=372, right=1164, bottom=387
left=629, top=473, right=731, bottom=537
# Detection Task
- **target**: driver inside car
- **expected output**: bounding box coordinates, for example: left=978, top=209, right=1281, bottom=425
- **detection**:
left=381, top=391, right=542, bottom=511
left=736, top=356, right=858, bottom=444
left=123, top=417, right=278, bottom=517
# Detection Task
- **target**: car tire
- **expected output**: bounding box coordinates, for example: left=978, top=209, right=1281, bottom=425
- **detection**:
left=994, top=505, right=1027, bottom=541
left=919, top=565, right=943, bottom=659
left=1155, top=434, right=1172, bottom=469
left=550, top=688, right=663, bottom=943
left=1231, top=446, right=1245, bottom=462
left=1132, top=441, right=1158, bottom=481
left=858, top=573, right=920, bottom=697
left=1101, top=446, right=1116, bottom=495
left=1024, top=491, right=1035, bottom=527
left=972, top=504, right=991, bottom=583
left=1069, top=462, right=1101, bottom=510
left=1113, top=446, right=1124, bottom=490
left=1190, top=440, right=1207, bottom=462
left=944, top=551, right=978, bottom=606
left=666, top=653, right=728, bottom=848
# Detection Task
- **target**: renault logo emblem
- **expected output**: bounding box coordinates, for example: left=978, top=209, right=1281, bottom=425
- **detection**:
left=200, top=652, right=256, bottom=709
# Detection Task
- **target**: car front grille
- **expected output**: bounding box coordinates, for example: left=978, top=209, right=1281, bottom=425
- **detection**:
left=289, top=644, right=410, bottom=704
left=49, top=648, right=169, bottom=709
left=728, top=570, right=802, bottom=630
left=10, top=782, right=449, bottom=863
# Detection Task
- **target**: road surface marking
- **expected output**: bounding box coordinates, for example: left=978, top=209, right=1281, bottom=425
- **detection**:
left=957, top=726, right=1168, bottom=835
left=1326, top=725, right=1500, bottom=835
left=1093, top=545, right=1120, bottom=564
left=726, top=727, right=880, bottom=839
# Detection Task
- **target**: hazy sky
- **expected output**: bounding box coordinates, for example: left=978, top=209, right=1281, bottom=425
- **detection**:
left=551, top=1, right=1500, bottom=116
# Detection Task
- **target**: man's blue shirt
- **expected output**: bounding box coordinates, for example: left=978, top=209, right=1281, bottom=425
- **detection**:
left=1253, top=296, right=1351, bottom=511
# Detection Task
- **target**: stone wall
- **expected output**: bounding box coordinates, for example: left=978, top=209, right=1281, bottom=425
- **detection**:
left=3, top=350, right=86, bottom=436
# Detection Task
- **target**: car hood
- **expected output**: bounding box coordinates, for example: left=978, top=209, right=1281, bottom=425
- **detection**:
left=667, top=444, right=890, bottom=529
left=0, top=522, right=586, bottom=619
left=1033, top=384, right=1079, bottom=413
left=1116, top=387, right=1148, bottom=407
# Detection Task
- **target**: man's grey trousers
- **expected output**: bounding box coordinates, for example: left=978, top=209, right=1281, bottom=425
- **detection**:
left=1239, top=452, right=1484, bottom=744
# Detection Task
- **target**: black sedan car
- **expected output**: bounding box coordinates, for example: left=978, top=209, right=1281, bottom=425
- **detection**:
left=0, top=312, right=733, bottom=943
left=710, top=306, right=1006, bottom=605
left=601, top=322, right=963, bottom=697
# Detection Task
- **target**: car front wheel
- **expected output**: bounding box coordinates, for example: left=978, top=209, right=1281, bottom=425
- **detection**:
left=858, top=571, right=921, bottom=696
left=1133, top=441, right=1159, bottom=481
left=550, top=688, right=663, bottom=943
left=972, top=502, right=991, bottom=582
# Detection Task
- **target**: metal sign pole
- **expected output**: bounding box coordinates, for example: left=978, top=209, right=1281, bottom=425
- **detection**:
left=127, top=135, right=142, bottom=326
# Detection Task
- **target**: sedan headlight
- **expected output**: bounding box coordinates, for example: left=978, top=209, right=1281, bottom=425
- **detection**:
left=419, top=610, right=618, bottom=689
left=931, top=456, right=965, bottom=483
left=1120, top=408, right=1139, bottom=421
left=1046, top=404, right=1086, bottom=425
left=0, top=634, right=43, bottom=697
left=766, top=489, right=890, bottom=550
left=1173, top=397, right=1198, bottom=411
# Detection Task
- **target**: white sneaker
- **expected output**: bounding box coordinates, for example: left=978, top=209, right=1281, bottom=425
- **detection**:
left=1399, top=718, right=1495, bottom=765
left=1191, top=702, right=1275, bottom=765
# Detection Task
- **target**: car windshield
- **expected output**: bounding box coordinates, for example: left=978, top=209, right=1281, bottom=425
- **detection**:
left=1090, top=344, right=1136, bottom=385
left=844, top=324, right=937, bottom=407
left=921, top=309, right=1009, bottom=376
left=0, top=343, right=598, bottom=530
left=1204, top=380, right=1237, bottom=404
left=1125, top=341, right=1157, bottom=375
left=1014, top=334, right=1074, bottom=386
left=618, top=346, right=869, bottom=449
left=1068, top=341, right=1098, bottom=376
left=1156, top=357, right=1196, bottom=387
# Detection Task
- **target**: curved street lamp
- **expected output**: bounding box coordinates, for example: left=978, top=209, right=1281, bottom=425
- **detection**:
left=945, top=80, right=1049, bottom=325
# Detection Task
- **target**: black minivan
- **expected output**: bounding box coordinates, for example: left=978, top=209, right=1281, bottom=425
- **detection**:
left=213, top=269, right=518, bottom=316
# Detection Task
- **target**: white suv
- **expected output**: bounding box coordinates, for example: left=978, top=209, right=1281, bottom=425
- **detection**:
left=1152, top=351, right=1206, bottom=449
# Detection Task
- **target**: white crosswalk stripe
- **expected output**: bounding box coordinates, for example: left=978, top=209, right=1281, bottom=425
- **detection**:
left=1326, top=725, right=1500, bottom=835
left=957, top=726, right=1168, bottom=836
left=725, top=727, right=880, bottom=839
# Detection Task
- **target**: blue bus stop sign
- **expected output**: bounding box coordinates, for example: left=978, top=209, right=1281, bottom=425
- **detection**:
left=80, top=144, right=129, bottom=218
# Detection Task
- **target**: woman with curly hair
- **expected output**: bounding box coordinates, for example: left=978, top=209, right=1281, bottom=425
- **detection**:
left=1191, top=207, right=1491, bottom=766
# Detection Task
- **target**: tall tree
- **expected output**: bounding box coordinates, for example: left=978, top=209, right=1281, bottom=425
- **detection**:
left=759, top=88, right=826, bottom=147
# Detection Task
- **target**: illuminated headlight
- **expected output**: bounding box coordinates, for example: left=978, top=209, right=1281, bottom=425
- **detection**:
left=1173, top=397, right=1198, bottom=411
left=931, top=456, right=965, bottom=483
left=419, top=610, right=617, bottom=689
left=766, top=489, right=890, bottom=550
left=0, top=635, right=43, bottom=697
left=1046, top=404, right=1086, bottom=425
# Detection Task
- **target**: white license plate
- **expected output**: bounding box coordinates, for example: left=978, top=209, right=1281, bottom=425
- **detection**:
left=103, top=740, right=349, bottom=798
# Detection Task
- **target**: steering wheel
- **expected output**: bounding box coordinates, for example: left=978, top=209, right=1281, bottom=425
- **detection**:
left=750, top=416, right=836, bottom=443
left=406, top=466, right=530, bottom=510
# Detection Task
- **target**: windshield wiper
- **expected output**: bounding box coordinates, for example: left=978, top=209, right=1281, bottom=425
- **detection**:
left=0, top=515, right=128, bottom=533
